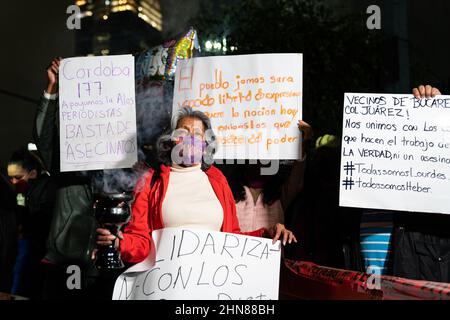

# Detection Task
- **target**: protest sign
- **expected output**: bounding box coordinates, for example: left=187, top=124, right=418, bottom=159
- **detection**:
left=172, top=54, right=303, bottom=160
left=340, top=93, right=450, bottom=214
left=58, top=55, right=137, bottom=171
left=112, top=228, right=281, bottom=300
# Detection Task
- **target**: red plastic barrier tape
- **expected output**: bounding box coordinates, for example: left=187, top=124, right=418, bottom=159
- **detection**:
left=284, top=259, right=450, bottom=300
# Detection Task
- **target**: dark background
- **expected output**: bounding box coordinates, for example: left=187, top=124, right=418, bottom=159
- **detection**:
left=0, top=0, right=449, bottom=166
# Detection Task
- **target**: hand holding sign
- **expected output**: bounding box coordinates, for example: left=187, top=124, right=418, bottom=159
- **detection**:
left=298, top=119, right=312, bottom=158
left=412, top=85, right=441, bottom=99
left=46, top=57, right=61, bottom=95
left=264, top=223, right=297, bottom=245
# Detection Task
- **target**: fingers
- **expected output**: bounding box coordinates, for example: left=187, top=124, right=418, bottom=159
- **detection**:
left=425, top=85, right=432, bottom=98
left=297, top=120, right=310, bottom=131
left=96, top=228, right=116, bottom=246
left=297, top=120, right=312, bottom=141
left=272, top=223, right=283, bottom=245
left=270, top=224, right=298, bottom=246
left=48, top=58, right=61, bottom=73
left=96, top=228, right=111, bottom=235
left=290, top=232, right=298, bottom=244
left=282, top=229, right=297, bottom=245
left=97, top=235, right=115, bottom=242
left=282, top=227, right=289, bottom=246
left=413, top=85, right=441, bottom=98
left=97, top=241, right=114, bottom=246
left=431, top=87, right=441, bottom=97
left=419, top=85, right=426, bottom=97
left=51, top=60, right=60, bottom=73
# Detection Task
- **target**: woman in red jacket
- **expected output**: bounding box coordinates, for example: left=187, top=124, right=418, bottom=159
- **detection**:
left=96, top=106, right=297, bottom=264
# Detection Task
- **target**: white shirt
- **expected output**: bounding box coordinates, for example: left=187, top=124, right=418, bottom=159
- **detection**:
left=162, top=164, right=223, bottom=231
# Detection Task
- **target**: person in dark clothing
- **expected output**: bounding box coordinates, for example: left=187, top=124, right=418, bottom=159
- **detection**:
left=33, top=57, right=100, bottom=300
left=0, top=172, right=17, bottom=296
left=35, top=58, right=138, bottom=300
left=391, top=85, right=450, bottom=283
left=285, top=135, right=363, bottom=270
left=7, top=148, right=56, bottom=298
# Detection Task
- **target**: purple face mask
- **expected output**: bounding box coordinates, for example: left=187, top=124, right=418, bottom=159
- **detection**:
left=174, top=135, right=206, bottom=165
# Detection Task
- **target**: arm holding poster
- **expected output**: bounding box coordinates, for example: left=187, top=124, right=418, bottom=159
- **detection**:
left=95, top=106, right=297, bottom=264
left=390, top=84, right=450, bottom=283
left=280, top=120, right=312, bottom=211
left=33, top=57, right=61, bottom=172
left=341, top=84, right=449, bottom=282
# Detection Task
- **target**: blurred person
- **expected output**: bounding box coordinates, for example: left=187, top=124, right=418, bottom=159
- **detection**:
left=34, top=58, right=101, bottom=299
left=358, top=85, right=447, bottom=279
left=229, top=121, right=312, bottom=233
left=0, top=172, right=17, bottom=297
left=287, top=134, right=362, bottom=268
left=95, top=106, right=297, bottom=264
left=391, top=85, right=450, bottom=282
left=7, top=148, right=56, bottom=298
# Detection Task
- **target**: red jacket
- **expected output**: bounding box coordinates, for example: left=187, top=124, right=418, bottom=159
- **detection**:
left=120, top=164, right=265, bottom=263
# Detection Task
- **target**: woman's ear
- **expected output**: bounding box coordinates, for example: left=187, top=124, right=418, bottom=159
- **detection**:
left=29, top=169, right=38, bottom=179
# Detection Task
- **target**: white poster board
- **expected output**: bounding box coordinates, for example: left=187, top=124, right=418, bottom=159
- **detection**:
left=112, top=228, right=281, bottom=300
left=340, top=93, right=450, bottom=214
left=59, top=55, right=137, bottom=172
left=172, top=54, right=303, bottom=160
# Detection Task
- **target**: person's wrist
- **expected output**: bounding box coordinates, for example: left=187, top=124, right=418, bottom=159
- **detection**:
left=46, top=83, right=57, bottom=94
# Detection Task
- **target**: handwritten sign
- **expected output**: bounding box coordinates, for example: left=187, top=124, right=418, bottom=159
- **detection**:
left=112, top=228, right=281, bottom=300
left=340, top=93, right=450, bottom=214
left=59, top=55, right=137, bottom=171
left=172, top=54, right=303, bottom=159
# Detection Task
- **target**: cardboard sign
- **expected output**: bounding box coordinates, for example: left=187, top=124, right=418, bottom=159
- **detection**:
left=340, top=93, right=450, bottom=214
left=59, top=55, right=137, bottom=171
left=172, top=54, right=303, bottom=160
left=113, top=228, right=281, bottom=300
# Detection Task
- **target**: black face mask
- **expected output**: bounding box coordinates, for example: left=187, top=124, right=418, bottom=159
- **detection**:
left=244, top=166, right=270, bottom=189
left=13, top=179, right=29, bottom=194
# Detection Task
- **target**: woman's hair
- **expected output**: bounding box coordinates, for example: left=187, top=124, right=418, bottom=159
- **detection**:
left=228, top=163, right=287, bottom=206
left=8, top=148, right=42, bottom=174
left=156, top=106, right=217, bottom=170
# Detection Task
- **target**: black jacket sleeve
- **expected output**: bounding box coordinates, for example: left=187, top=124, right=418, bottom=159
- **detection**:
left=33, top=95, right=58, bottom=173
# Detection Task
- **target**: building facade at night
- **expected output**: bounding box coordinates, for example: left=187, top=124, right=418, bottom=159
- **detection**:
left=75, top=0, right=163, bottom=56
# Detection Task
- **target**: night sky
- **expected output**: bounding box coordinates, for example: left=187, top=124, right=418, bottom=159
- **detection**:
left=0, top=0, right=449, bottom=167
left=0, top=0, right=75, bottom=165
left=0, top=0, right=201, bottom=166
